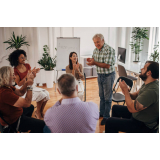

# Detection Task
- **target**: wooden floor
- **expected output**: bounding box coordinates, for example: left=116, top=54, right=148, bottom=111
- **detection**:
left=32, top=78, right=123, bottom=133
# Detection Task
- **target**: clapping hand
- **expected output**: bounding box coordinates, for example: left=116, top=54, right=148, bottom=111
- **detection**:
left=75, top=63, right=80, bottom=71
left=73, top=63, right=79, bottom=71
left=27, top=71, right=35, bottom=79
left=119, top=79, right=130, bottom=95
left=30, top=67, right=40, bottom=77
left=86, top=58, right=95, bottom=66
left=26, top=72, right=34, bottom=86
left=87, top=58, right=92, bottom=62
left=31, top=68, right=36, bottom=77
left=73, top=63, right=76, bottom=70
left=35, top=68, right=40, bottom=73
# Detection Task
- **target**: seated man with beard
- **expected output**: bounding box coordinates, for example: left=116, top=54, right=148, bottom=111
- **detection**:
left=105, top=61, right=159, bottom=133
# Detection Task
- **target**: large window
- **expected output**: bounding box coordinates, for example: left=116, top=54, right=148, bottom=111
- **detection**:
left=148, top=27, right=159, bottom=59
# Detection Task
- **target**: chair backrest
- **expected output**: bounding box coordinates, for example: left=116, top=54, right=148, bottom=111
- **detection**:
left=118, top=65, right=127, bottom=77
left=113, top=76, right=133, bottom=93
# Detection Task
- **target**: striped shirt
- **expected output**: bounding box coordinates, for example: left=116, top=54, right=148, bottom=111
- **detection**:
left=93, top=43, right=115, bottom=74
left=44, top=97, right=99, bottom=133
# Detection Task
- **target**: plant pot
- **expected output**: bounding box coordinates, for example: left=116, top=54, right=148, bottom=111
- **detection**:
left=132, top=53, right=140, bottom=62
left=40, top=69, right=46, bottom=84
left=45, top=70, right=54, bottom=88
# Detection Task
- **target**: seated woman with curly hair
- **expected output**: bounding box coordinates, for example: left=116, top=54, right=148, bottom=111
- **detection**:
left=9, top=50, right=50, bottom=119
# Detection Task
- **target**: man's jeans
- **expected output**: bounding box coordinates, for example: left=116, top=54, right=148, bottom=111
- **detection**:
left=43, top=125, right=51, bottom=133
left=98, top=72, right=115, bottom=118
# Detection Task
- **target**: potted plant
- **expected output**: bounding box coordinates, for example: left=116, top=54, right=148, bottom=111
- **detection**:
left=38, top=45, right=56, bottom=88
left=3, top=32, right=30, bottom=50
left=150, top=42, right=159, bottom=62
left=130, top=27, right=149, bottom=62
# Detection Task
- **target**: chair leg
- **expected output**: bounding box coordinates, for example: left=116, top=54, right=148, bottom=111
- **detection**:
left=116, top=84, right=120, bottom=92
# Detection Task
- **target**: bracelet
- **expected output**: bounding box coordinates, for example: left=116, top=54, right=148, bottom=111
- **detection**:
left=27, top=86, right=33, bottom=91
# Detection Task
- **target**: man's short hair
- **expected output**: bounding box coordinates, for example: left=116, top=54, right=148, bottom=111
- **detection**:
left=92, top=34, right=104, bottom=41
left=0, top=66, right=12, bottom=87
left=57, top=73, right=77, bottom=96
left=146, top=61, right=159, bottom=79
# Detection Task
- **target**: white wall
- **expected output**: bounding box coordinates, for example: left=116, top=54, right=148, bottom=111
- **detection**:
left=0, top=27, right=154, bottom=84
left=74, top=27, right=110, bottom=55
left=148, top=27, right=159, bottom=60
left=61, top=27, right=73, bottom=37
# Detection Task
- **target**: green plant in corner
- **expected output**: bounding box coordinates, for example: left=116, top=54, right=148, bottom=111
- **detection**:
left=3, top=32, right=30, bottom=50
left=38, top=45, right=56, bottom=70
left=150, top=42, right=159, bottom=62
left=130, top=27, right=149, bottom=62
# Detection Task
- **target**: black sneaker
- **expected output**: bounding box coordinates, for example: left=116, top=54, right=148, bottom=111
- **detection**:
left=101, top=118, right=107, bottom=125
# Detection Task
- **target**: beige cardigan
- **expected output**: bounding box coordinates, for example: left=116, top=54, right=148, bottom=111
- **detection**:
left=66, top=64, right=84, bottom=80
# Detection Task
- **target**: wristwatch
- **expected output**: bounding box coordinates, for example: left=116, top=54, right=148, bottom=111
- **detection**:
left=27, top=85, right=33, bottom=91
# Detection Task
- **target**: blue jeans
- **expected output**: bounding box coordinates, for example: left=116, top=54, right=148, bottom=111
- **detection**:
left=43, top=125, right=51, bottom=133
left=98, top=72, right=115, bottom=118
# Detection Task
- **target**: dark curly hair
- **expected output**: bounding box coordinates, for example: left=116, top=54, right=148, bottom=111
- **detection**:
left=9, top=49, right=27, bottom=67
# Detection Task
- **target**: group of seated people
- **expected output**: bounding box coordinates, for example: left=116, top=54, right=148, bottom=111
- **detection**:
left=0, top=49, right=159, bottom=133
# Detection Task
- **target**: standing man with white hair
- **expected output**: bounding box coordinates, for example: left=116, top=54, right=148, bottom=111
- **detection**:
left=87, top=34, right=115, bottom=125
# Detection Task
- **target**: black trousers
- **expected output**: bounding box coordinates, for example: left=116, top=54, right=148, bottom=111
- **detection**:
left=105, top=105, right=151, bottom=133
left=4, top=105, right=45, bottom=133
